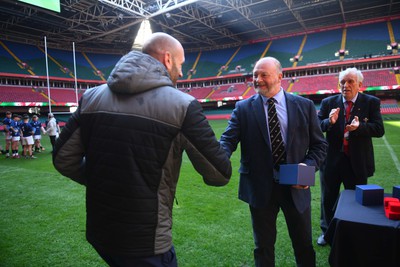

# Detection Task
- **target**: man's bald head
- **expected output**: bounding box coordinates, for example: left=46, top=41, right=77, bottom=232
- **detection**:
left=142, top=32, right=181, bottom=61
left=142, top=32, right=184, bottom=86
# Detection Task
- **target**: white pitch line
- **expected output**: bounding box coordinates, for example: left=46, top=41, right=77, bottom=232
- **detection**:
left=382, top=135, right=400, bottom=174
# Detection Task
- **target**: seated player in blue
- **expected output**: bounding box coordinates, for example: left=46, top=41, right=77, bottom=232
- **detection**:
left=31, top=115, right=45, bottom=153
left=9, top=114, right=22, bottom=159
left=21, top=114, right=36, bottom=159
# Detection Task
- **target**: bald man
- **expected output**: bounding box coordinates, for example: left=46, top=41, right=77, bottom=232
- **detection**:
left=221, top=57, right=327, bottom=267
left=53, top=32, right=231, bottom=266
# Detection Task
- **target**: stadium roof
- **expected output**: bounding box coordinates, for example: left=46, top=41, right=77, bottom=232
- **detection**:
left=0, top=0, right=400, bottom=54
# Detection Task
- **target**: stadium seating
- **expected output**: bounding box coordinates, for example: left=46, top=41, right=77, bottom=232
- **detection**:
left=82, top=52, right=121, bottom=80
left=182, top=52, right=200, bottom=79
left=362, top=69, right=398, bottom=87
left=2, top=41, right=70, bottom=78
left=0, top=42, right=30, bottom=75
left=185, top=86, right=213, bottom=99
left=227, top=42, right=268, bottom=74
left=298, top=29, right=342, bottom=66
left=290, top=74, right=339, bottom=94
left=380, top=99, right=400, bottom=114
left=281, top=78, right=290, bottom=91
left=286, top=69, right=398, bottom=94
left=346, top=22, right=390, bottom=59
left=209, top=83, right=249, bottom=99
left=381, top=99, right=399, bottom=108
left=392, top=19, right=400, bottom=41
left=1, top=20, right=400, bottom=117
left=45, top=48, right=102, bottom=80
left=264, top=35, right=304, bottom=68
left=0, top=86, right=48, bottom=102
left=0, top=40, right=121, bottom=81
left=190, top=47, right=241, bottom=78
left=44, top=88, right=80, bottom=103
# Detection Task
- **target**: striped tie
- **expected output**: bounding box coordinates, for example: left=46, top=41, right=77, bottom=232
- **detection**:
left=267, top=98, right=286, bottom=171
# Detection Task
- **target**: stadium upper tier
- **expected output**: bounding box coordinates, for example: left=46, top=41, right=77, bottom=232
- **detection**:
left=0, top=40, right=122, bottom=81
left=183, top=20, right=400, bottom=79
left=0, top=20, right=399, bottom=82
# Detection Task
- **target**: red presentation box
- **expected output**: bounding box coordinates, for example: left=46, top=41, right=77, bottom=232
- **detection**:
left=384, top=197, right=400, bottom=220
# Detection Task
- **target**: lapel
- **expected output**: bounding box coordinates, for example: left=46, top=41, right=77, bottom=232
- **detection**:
left=335, top=95, right=345, bottom=132
left=251, top=94, right=271, bottom=147
left=352, top=93, right=364, bottom=119
left=285, top=92, right=297, bottom=151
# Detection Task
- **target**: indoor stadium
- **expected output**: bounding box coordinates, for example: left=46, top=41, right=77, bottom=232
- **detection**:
left=1, top=0, right=400, bottom=266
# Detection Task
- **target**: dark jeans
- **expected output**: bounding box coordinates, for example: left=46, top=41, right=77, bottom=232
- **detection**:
left=320, top=153, right=367, bottom=233
left=96, top=246, right=177, bottom=267
left=250, top=183, right=315, bottom=267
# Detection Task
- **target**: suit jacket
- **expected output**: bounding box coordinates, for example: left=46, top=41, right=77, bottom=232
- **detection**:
left=221, top=92, right=327, bottom=212
left=318, top=93, right=384, bottom=178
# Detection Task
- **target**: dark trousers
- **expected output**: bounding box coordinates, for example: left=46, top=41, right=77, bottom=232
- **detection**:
left=250, top=183, right=315, bottom=267
left=49, top=135, right=56, bottom=151
left=320, top=153, right=367, bottom=233
left=95, top=246, right=177, bottom=267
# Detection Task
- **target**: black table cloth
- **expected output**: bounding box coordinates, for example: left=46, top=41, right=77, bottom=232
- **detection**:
left=325, top=190, right=400, bottom=267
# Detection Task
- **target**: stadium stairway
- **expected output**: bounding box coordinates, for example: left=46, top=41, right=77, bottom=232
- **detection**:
left=210, top=84, right=248, bottom=100
left=0, top=40, right=35, bottom=75
left=292, top=35, right=307, bottom=68
left=186, top=87, right=213, bottom=100
left=298, top=29, right=342, bottom=66
left=387, top=21, right=396, bottom=45
left=36, top=46, right=75, bottom=79
left=340, top=28, right=347, bottom=61
left=265, top=35, right=304, bottom=68
left=187, top=51, right=202, bottom=80
left=81, top=52, right=106, bottom=81
left=216, top=46, right=242, bottom=77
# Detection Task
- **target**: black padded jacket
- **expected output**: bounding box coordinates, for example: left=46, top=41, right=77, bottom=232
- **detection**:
left=52, top=51, right=232, bottom=257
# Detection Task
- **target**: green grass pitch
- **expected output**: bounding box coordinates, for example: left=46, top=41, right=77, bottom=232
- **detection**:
left=1, top=115, right=399, bottom=266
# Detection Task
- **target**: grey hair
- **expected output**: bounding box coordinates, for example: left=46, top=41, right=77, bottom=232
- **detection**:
left=339, top=67, right=364, bottom=83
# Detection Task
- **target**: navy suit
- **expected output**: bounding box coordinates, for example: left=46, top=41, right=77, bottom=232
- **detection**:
left=221, top=92, right=327, bottom=266
left=318, top=93, right=384, bottom=233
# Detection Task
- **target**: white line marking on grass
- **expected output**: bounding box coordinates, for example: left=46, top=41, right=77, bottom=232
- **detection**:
left=383, top=135, right=400, bottom=174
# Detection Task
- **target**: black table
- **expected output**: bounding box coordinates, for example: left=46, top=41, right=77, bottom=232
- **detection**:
left=325, top=190, right=400, bottom=267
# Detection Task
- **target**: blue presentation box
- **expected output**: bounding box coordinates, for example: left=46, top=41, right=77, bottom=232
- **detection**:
left=355, top=185, right=384, bottom=206
left=279, top=164, right=315, bottom=186
left=393, top=185, right=400, bottom=199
